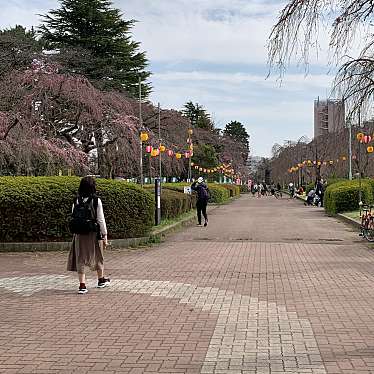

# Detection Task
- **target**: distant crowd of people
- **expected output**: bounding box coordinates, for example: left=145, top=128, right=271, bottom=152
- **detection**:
left=248, top=178, right=327, bottom=207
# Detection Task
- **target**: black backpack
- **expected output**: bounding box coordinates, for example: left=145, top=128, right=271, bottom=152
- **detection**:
left=69, top=195, right=98, bottom=235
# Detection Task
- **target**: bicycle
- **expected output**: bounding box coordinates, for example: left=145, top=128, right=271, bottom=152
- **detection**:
left=360, top=205, right=374, bottom=242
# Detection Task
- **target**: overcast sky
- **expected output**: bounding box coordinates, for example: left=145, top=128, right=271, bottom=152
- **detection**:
left=1, top=0, right=336, bottom=156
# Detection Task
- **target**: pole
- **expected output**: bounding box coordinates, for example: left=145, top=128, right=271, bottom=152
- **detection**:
left=139, top=76, right=143, bottom=186
left=158, top=103, right=162, bottom=181
left=348, top=118, right=352, bottom=180
left=358, top=108, right=363, bottom=215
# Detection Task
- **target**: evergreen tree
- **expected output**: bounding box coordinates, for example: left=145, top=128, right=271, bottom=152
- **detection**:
left=39, top=0, right=151, bottom=97
left=192, top=144, right=219, bottom=168
left=0, top=25, right=42, bottom=77
left=182, top=101, right=214, bottom=130
left=223, top=121, right=250, bottom=150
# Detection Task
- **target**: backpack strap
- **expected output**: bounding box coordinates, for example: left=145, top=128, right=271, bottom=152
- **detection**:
left=92, top=196, right=98, bottom=219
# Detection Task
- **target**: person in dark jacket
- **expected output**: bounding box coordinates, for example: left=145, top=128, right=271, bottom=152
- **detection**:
left=315, top=178, right=325, bottom=207
left=191, top=177, right=210, bottom=227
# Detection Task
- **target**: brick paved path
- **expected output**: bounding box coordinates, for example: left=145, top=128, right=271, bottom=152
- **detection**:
left=1, top=195, right=374, bottom=374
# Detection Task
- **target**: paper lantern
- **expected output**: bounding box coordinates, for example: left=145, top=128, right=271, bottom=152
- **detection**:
left=323, top=161, right=327, bottom=166
left=363, top=135, right=372, bottom=144
left=189, top=144, right=194, bottom=151
left=151, top=149, right=158, bottom=157
left=317, top=161, right=321, bottom=166
left=199, top=167, right=203, bottom=171
left=188, top=128, right=193, bottom=135
left=159, top=145, right=166, bottom=152
left=176, top=153, right=182, bottom=159
left=140, top=132, right=149, bottom=142
left=357, top=132, right=364, bottom=141
left=329, top=160, right=333, bottom=165
left=195, top=166, right=199, bottom=170
left=191, top=162, right=195, bottom=166
left=342, top=156, right=346, bottom=161
left=203, top=169, right=207, bottom=173
left=367, top=146, right=374, bottom=153
left=146, top=145, right=153, bottom=153
left=167, top=149, right=174, bottom=157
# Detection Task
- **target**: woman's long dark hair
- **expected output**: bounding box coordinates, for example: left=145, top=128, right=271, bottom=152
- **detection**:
left=78, top=176, right=96, bottom=198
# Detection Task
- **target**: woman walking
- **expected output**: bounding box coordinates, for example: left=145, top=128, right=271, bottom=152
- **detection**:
left=67, top=176, right=110, bottom=294
left=191, top=177, right=210, bottom=227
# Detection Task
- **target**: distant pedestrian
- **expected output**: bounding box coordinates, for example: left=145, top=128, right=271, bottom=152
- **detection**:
left=191, top=177, right=210, bottom=227
left=252, top=184, right=258, bottom=196
left=315, top=178, right=325, bottom=207
left=67, top=176, right=110, bottom=294
left=288, top=182, right=295, bottom=198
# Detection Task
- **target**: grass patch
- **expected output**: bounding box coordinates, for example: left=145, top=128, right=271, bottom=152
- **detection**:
left=342, top=210, right=361, bottom=221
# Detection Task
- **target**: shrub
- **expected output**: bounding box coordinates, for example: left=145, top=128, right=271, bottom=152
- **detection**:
left=163, top=182, right=231, bottom=204
left=143, top=184, right=196, bottom=219
left=208, top=185, right=230, bottom=203
left=240, top=185, right=250, bottom=193
left=160, top=189, right=194, bottom=219
left=221, top=184, right=240, bottom=197
left=0, top=176, right=154, bottom=242
left=324, top=179, right=373, bottom=214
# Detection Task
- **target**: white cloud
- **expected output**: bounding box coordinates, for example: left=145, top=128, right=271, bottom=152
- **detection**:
left=0, top=0, right=342, bottom=156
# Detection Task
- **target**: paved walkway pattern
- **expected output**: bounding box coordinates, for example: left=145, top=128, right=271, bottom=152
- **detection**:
left=1, top=195, right=374, bottom=373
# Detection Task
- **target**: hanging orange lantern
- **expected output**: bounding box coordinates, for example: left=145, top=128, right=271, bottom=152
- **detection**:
left=188, top=129, right=193, bottom=135
left=151, top=149, right=158, bottom=157
left=317, top=161, right=321, bottom=166
left=367, top=146, right=374, bottom=153
left=342, top=156, right=347, bottom=161
left=140, top=132, right=149, bottom=142
left=159, top=145, right=166, bottom=152
left=357, top=132, right=364, bottom=141
left=146, top=145, right=153, bottom=153
left=176, top=153, right=182, bottom=159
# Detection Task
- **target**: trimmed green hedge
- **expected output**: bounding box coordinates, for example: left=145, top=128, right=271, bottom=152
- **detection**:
left=324, top=179, right=373, bottom=214
left=208, top=185, right=230, bottom=203
left=163, top=182, right=231, bottom=204
left=146, top=182, right=234, bottom=205
left=0, top=177, right=154, bottom=242
left=143, top=184, right=196, bottom=219
left=221, top=184, right=240, bottom=197
left=160, top=189, right=194, bottom=219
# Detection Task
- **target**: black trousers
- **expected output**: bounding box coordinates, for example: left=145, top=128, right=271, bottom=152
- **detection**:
left=196, top=200, right=208, bottom=224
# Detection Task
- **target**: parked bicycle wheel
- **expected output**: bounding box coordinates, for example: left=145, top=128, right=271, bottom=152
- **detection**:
left=364, top=219, right=374, bottom=242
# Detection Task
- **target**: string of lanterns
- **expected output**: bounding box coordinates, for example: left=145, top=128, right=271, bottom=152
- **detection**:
left=288, top=157, right=349, bottom=173
left=356, top=132, right=374, bottom=153
left=288, top=132, right=374, bottom=173
left=140, top=129, right=238, bottom=178
left=191, top=162, right=236, bottom=177
left=140, top=129, right=193, bottom=160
